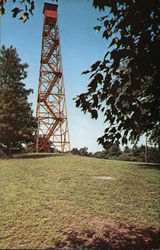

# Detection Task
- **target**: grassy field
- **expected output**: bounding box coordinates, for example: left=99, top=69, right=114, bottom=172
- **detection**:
left=0, top=154, right=160, bottom=249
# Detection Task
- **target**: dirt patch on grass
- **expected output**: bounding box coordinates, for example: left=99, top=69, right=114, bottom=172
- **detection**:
left=93, top=176, right=116, bottom=180
left=54, top=216, right=160, bottom=249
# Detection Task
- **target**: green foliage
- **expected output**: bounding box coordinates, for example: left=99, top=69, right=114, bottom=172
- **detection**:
left=105, top=141, right=121, bottom=158
left=94, top=150, right=107, bottom=159
left=71, top=143, right=160, bottom=163
left=0, top=45, right=37, bottom=156
left=71, top=147, right=89, bottom=156
left=75, top=0, right=160, bottom=149
left=94, top=144, right=160, bottom=163
left=0, top=0, right=58, bottom=22
left=0, top=0, right=35, bottom=22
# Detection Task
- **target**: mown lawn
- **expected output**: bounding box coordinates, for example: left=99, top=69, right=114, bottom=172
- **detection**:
left=0, top=154, right=160, bottom=249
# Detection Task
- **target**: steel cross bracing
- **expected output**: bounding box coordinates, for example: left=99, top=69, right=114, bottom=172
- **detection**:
left=36, top=5, right=71, bottom=153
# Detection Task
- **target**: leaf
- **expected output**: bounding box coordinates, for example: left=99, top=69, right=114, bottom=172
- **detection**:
left=115, top=133, right=121, bottom=139
left=31, top=1, right=35, bottom=10
left=104, top=51, right=109, bottom=60
left=107, top=96, right=114, bottom=105
left=104, top=20, right=109, bottom=27
left=91, top=109, right=98, bottom=119
left=101, top=107, right=105, bottom=112
left=103, top=30, right=109, bottom=40
left=92, top=94, right=98, bottom=107
left=0, top=6, right=5, bottom=15
left=89, top=72, right=97, bottom=79
left=75, top=98, right=81, bottom=108
left=12, top=7, right=22, bottom=18
left=91, top=61, right=101, bottom=71
left=19, top=12, right=29, bottom=22
left=109, top=37, right=119, bottom=48
left=81, top=70, right=90, bottom=75
left=95, top=73, right=103, bottom=82
left=88, top=73, right=103, bottom=92
left=29, top=8, right=33, bottom=15
left=110, top=127, right=116, bottom=134
left=94, top=25, right=101, bottom=32
left=124, top=130, right=129, bottom=137
left=122, top=136, right=127, bottom=145
left=93, top=0, right=105, bottom=10
left=88, top=78, right=98, bottom=92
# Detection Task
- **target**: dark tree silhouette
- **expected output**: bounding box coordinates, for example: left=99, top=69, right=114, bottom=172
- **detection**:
left=75, top=0, right=160, bottom=149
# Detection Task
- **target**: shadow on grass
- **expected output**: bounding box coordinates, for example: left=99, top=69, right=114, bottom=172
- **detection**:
left=139, top=163, right=160, bottom=171
left=128, top=161, right=160, bottom=171
left=51, top=225, right=160, bottom=250
left=14, top=153, right=66, bottom=159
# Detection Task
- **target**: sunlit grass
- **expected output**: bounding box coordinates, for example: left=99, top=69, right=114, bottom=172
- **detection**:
left=0, top=154, right=159, bottom=248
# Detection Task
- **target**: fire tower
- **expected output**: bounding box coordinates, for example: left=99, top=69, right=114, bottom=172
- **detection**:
left=36, top=3, right=71, bottom=153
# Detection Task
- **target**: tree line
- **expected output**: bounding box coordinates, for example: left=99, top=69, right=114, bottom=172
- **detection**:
left=71, top=145, right=160, bottom=164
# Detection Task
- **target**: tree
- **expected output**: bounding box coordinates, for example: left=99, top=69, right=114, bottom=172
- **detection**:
left=79, top=147, right=88, bottom=156
left=75, top=0, right=160, bottom=149
left=71, top=147, right=79, bottom=155
left=0, top=45, right=37, bottom=157
left=108, top=142, right=121, bottom=158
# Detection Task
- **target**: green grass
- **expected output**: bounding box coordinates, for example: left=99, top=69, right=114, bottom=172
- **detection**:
left=0, top=154, right=159, bottom=248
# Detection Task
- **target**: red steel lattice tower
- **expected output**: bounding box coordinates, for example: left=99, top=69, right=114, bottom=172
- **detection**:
left=36, top=3, right=71, bottom=153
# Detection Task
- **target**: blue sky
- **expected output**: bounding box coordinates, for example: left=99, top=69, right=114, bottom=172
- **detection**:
left=1, top=0, right=109, bottom=152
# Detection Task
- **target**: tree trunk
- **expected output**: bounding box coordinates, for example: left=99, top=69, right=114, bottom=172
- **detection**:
left=7, top=144, right=12, bottom=158
left=145, top=133, right=148, bottom=163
